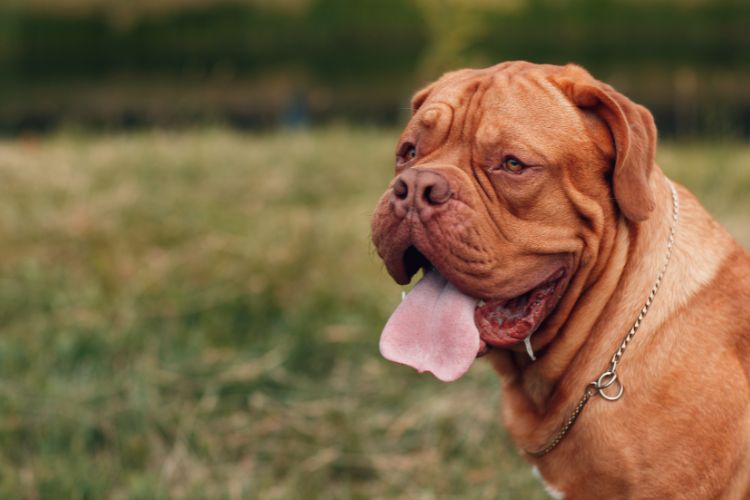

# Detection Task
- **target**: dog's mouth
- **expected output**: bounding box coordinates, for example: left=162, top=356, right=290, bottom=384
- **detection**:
left=401, top=244, right=431, bottom=282
left=475, top=267, right=566, bottom=351
left=379, top=246, right=567, bottom=382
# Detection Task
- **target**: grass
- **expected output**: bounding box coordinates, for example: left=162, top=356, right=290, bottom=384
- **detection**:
left=0, top=127, right=746, bottom=499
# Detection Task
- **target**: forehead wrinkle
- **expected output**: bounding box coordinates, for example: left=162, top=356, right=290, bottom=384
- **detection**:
left=462, top=75, right=493, bottom=143
left=474, top=72, right=585, bottom=163
left=513, top=72, right=586, bottom=135
left=431, top=67, right=490, bottom=99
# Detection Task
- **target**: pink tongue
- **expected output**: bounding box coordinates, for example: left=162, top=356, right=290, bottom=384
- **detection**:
left=379, top=269, right=480, bottom=382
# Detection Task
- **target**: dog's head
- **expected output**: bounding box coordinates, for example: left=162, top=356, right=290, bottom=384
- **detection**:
left=371, top=61, right=657, bottom=381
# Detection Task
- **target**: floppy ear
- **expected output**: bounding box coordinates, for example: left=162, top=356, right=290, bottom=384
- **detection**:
left=554, top=65, right=656, bottom=222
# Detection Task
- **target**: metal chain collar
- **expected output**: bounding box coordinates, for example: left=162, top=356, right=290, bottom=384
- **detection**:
left=527, top=181, right=680, bottom=458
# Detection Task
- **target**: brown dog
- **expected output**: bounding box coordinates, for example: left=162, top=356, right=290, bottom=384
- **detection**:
left=371, top=61, right=750, bottom=498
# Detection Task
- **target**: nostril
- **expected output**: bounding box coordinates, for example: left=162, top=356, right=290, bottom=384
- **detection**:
left=393, top=178, right=408, bottom=200
left=423, top=178, right=451, bottom=205
left=423, top=185, right=434, bottom=204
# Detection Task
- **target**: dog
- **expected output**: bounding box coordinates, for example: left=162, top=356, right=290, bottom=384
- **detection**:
left=370, top=61, right=750, bottom=498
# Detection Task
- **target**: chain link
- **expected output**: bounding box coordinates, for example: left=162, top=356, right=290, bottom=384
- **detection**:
left=527, top=181, right=680, bottom=458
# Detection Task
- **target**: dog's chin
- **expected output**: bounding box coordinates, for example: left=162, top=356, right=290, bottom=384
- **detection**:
left=396, top=245, right=568, bottom=357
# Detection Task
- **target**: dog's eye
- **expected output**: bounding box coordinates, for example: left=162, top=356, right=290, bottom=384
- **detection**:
left=397, top=142, right=417, bottom=165
left=502, top=156, right=526, bottom=174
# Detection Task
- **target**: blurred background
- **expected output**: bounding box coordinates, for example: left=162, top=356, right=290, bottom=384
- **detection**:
left=3, top=0, right=750, bottom=135
left=0, top=0, right=747, bottom=498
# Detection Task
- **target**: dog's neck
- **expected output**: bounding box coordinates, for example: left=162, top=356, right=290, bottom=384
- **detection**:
left=487, top=168, right=677, bottom=444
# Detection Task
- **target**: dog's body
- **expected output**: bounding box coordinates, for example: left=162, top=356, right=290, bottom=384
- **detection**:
left=371, top=62, right=750, bottom=498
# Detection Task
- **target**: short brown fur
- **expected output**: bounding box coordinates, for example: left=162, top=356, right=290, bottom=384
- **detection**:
left=371, top=61, right=750, bottom=498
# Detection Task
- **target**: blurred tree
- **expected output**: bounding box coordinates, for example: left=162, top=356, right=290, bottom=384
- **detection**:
left=415, top=0, right=536, bottom=82
left=0, top=0, right=748, bottom=135
left=414, top=0, right=488, bottom=82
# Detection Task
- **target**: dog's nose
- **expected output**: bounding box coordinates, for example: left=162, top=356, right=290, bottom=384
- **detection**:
left=391, top=169, right=452, bottom=218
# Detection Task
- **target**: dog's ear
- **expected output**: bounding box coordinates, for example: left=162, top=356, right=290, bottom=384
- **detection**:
left=553, top=65, right=656, bottom=222
left=411, top=83, right=436, bottom=114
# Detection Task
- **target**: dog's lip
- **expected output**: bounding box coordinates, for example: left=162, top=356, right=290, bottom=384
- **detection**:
left=474, top=267, right=568, bottom=351
left=382, top=239, right=425, bottom=285
left=476, top=267, right=566, bottom=303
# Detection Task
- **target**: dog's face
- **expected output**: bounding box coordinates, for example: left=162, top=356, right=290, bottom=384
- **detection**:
left=371, top=62, right=657, bottom=381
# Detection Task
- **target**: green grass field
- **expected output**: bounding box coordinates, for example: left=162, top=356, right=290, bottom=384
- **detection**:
left=0, top=128, right=747, bottom=499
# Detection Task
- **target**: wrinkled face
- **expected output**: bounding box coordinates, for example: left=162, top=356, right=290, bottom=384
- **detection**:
left=371, top=62, right=625, bottom=381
